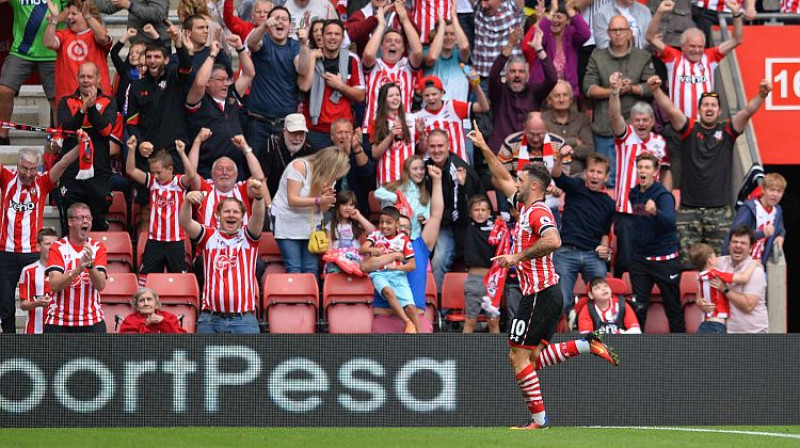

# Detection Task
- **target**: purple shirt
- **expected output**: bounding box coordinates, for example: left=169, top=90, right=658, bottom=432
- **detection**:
left=523, top=15, right=591, bottom=97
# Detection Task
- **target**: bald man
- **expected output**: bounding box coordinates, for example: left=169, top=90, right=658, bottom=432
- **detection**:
left=58, top=61, right=119, bottom=232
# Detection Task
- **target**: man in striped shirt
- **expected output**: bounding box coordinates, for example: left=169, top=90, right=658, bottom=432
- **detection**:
left=0, top=143, right=80, bottom=334
left=645, top=0, right=744, bottom=119
left=468, top=125, right=619, bottom=430
left=45, top=203, right=108, bottom=333
left=472, top=0, right=524, bottom=78
left=180, top=179, right=267, bottom=334
left=18, top=228, right=59, bottom=334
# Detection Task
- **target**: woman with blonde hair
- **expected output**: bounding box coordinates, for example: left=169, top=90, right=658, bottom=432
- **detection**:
left=375, top=155, right=430, bottom=239
left=271, top=147, right=351, bottom=274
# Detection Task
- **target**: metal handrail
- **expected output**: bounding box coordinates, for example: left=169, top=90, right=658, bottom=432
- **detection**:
left=102, top=13, right=181, bottom=25
left=717, top=14, right=761, bottom=165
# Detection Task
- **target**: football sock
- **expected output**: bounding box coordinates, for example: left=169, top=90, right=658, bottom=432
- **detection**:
left=535, top=340, right=590, bottom=370
left=515, top=364, right=545, bottom=421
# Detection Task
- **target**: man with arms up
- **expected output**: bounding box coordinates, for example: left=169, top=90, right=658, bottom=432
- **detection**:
left=467, top=125, right=619, bottom=430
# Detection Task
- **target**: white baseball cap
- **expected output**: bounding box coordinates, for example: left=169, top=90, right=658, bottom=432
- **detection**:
left=284, top=113, right=308, bottom=133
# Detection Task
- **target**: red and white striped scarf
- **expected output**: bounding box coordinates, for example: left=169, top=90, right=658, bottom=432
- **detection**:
left=484, top=219, right=510, bottom=311
left=516, top=133, right=554, bottom=173
left=75, top=132, right=95, bottom=180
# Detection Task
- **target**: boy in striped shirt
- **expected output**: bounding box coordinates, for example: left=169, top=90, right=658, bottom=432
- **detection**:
left=126, top=135, right=196, bottom=283
left=18, top=228, right=59, bottom=334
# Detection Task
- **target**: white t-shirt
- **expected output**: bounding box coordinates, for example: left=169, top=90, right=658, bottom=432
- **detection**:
left=285, top=0, right=337, bottom=38
left=271, top=159, right=323, bottom=239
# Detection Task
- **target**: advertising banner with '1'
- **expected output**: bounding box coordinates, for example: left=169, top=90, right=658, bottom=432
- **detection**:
left=736, top=26, right=800, bottom=165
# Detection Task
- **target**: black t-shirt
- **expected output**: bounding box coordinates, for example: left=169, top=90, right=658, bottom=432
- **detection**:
left=678, top=118, right=739, bottom=208
left=464, top=216, right=496, bottom=269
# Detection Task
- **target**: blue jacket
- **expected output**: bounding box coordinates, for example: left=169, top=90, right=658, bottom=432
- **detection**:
left=629, top=182, right=678, bottom=259
left=722, top=199, right=785, bottom=264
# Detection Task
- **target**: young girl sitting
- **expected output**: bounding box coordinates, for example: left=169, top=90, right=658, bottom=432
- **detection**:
left=323, top=191, right=376, bottom=275
left=374, top=155, right=430, bottom=240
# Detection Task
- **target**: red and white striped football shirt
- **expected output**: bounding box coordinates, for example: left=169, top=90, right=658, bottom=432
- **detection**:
left=19, top=260, right=50, bottom=334
left=660, top=46, right=724, bottom=119
left=781, top=0, right=799, bottom=12
left=751, top=199, right=776, bottom=261
left=416, top=99, right=471, bottom=163
left=0, top=168, right=55, bottom=253
left=374, top=114, right=417, bottom=186
left=363, top=57, right=417, bottom=132
left=45, top=237, right=107, bottom=327
left=512, top=196, right=559, bottom=295
left=698, top=269, right=731, bottom=320
left=614, top=125, right=669, bottom=214
left=197, top=226, right=259, bottom=313
left=695, top=0, right=742, bottom=12
left=147, top=174, right=187, bottom=242
left=412, top=0, right=453, bottom=43
left=194, top=177, right=252, bottom=227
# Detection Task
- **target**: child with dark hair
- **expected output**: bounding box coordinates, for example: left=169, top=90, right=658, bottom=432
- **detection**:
left=577, top=277, right=641, bottom=335
left=689, top=243, right=757, bottom=334
left=360, top=206, right=421, bottom=333
left=323, top=191, right=375, bottom=274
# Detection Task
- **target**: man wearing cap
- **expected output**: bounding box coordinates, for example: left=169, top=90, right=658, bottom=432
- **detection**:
left=258, top=113, right=315, bottom=199
left=298, top=19, right=366, bottom=151
left=416, top=75, right=489, bottom=165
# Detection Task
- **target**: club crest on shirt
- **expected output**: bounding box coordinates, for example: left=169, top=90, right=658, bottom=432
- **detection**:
left=713, top=130, right=723, bottom=141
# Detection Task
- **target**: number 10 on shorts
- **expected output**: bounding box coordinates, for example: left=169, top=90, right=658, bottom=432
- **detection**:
left=509, top=319, right=527, bottom=343
left=766, top=58, right=800, bottom=110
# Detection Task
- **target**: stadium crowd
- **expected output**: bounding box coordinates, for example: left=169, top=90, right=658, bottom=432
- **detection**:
left=0, top=0, right=790, bottom=335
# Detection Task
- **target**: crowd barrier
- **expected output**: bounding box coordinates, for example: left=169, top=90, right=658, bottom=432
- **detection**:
left=0, top=334, right=798, bottom=427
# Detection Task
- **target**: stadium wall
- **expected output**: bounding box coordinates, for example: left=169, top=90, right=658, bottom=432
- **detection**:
left=1, top=335, right=798, bottom=427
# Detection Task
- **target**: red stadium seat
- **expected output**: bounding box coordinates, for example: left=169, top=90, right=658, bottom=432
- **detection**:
left=144, top=273, right=200, bottom=307
left=103, top=303, right=133, bottom=333
left=101, top=273, right=139, bottom=304
left=368, top=191, right=382, bottom=223
left=425, top=272, right=440, bottom=331
left=680, top=271, right=701, bottom=333
left=684, top=303, right=704, bottom=334
left=644, top=303, right=670, bottom=334
left=441, top=272, right=487, bottom=328
left=107, top=193, right=128, bottom=232
left=89, top=231, right=133, bottom=273
left=263, top=273, right=318, bottom=334
left=573, top=274, right=587, bottom=298
left=322, top=273, right=374, bottom=333
left=606, top=277, right=629, bottom=296
left=257, top=232, right=285, bottom=270
left=161, top=304, right=197, bottom=334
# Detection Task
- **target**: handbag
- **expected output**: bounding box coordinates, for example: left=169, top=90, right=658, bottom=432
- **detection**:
left=308, top=207, right=329, bottom=254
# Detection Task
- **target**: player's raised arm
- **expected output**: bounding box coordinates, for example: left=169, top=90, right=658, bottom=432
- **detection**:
left=466, top=123, right=516, bottom=198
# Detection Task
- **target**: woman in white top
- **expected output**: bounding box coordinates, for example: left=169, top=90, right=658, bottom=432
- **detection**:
left=271, top=147, right=351, bottom=274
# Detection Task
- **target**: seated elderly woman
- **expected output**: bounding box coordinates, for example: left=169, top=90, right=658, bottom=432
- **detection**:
left=119, top=288, right=187, bottom=334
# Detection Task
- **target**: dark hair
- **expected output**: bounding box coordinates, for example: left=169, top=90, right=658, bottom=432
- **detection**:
left=372, top=83, right=411, bottom=145
left=523, top=162, right=551, bottom=190
left=688, top=243, right=716, bottom=271
left=586, top=153, right=610, bottom=174
left=268, top=5, right=291, bottom=20
left=380, top=206, right=401, bottom=222
left=588, top=276, right=608, bottom=291
left=36, top=227, right=59, bottom=244
left=149, top=150, right=174, bottom=169
left=330, top=191, right=366, bottom=246
left=309, top=18, right=325, bottom=49
left=183, top=14, right=207, bottom=31
left=322, top=19, right=344, bottom=33
left=144, top=43, right=169, bottom=58
left=729, top=224, right=756, bottom=246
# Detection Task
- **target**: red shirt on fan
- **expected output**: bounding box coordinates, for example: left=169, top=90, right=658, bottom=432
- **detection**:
left=45, top=237, right=107, bottom=327
left=119, top=310, right=186, bottom=334
left=416, top=99, right=471, bottom=163
left=511, top=195, right=559, bottom=295
left=0, top=169, right=55, bottom=253
left=54, top=28, right=113, bottom=105
left=659, top=45, right=724, bottom=119
left=301, top=53, right=365, bottom=134
left=365, top=230, right=415, bottom=270
left=147, top=173, right=187, bottom=242
left=412, top=0, right=453, bottom=43
left=194, top=177, right=252, bottom=227
left=196, top=225, right=260, bottom=313
left=363, top=58, right=418, bottom=132
left=371, top=114, right=417, bottom=186
left=614, top=125, right=669, bottom=214
left=577, top=297, right=640, bottom=334
left=19, top=260, right=50, bottom=334
left=698, top=269, right=733, bottom=320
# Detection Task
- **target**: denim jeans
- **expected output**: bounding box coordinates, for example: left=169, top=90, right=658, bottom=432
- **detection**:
left=552, top=246, right=608, bottom=313
left=276, top=238, right=319, bottom=275
left=196, top=311, right=260, bottom=334
left=696, top=320, right=727, bottom=334
left=594, top=135, right=615, bottom=188
left=432, top=226, right=456, bottom=293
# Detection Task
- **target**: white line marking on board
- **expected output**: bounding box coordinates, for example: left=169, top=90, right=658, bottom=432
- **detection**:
left=583, top=426, right=800, bottom=440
